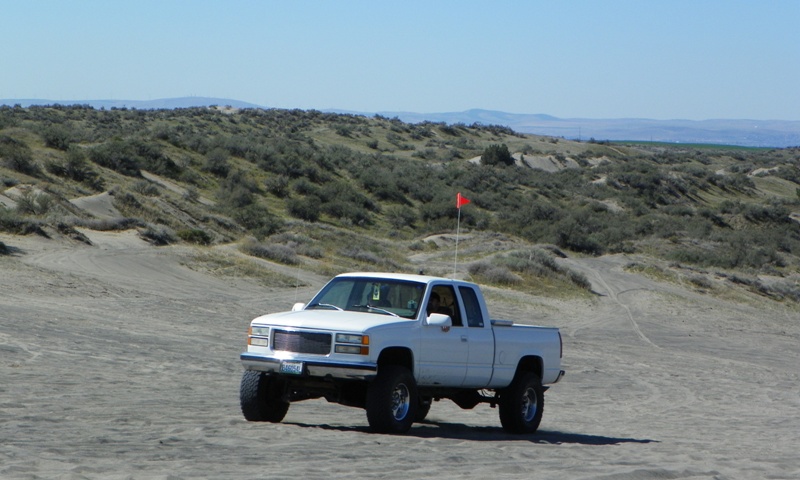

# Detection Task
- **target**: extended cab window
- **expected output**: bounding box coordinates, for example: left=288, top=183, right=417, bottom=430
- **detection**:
left=428, top=285, right=463, bottom=326
left=458, top=286, right=484, bottom=327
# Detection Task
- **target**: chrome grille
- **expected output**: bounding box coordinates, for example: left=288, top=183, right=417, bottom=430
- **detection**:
left=272, top=330, right=331, bottom=355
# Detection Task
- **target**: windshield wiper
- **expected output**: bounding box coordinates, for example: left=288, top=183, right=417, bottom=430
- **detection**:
left=306, top=303, right=343, bottom=311
left=351, top=304, right=399, bottom=317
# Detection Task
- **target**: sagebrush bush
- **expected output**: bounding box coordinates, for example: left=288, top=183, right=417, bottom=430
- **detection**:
left=45, top=147, right=104, bottom=190
left=241, top=240, right=300, bottom=265
left=177, top=228, right=213, bottom=245
left=72, top=217, right=143, bottom=231
left=139, top=225, right=176, bottom=245
left=15, top=190, right=54, bottom=216
left=131, top=180, right=160, bottom=196
left=468, top=260, right=522, bottom=285
left=0, top=135, right=39, bottom=175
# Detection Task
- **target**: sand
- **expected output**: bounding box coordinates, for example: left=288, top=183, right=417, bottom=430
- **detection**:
left=1, top=229, right=799, bottom=479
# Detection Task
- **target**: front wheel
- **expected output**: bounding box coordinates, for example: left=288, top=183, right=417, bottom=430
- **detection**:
left=498, top=372, right=544, bottom=434
left=366, top=365, right=418, bottom=434
left=240, top=371, right=290, bottom=423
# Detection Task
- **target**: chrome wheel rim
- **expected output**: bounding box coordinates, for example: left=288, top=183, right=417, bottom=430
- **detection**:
left=391, top=382, right=411, bottom=421
left=521, top=387, right=538, bottom=422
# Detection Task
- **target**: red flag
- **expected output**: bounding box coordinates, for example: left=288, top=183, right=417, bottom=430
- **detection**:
left=456, top=192, right=470, bottom=209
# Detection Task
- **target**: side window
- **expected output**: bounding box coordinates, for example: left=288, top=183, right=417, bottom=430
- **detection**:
left=459, top=286, right=484, bottom=328
left=428, top=285, right=463, bottom=327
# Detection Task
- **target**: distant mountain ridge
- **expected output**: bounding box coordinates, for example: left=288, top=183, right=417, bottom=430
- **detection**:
left=363, top=109, right=800, bottom=148
left=2, top=98, right=798, bottom=147
left=0, top=97, right=262, bottom=110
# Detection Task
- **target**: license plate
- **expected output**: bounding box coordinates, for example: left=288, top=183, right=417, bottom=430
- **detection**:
left=280, top=360, right=304, bottom=375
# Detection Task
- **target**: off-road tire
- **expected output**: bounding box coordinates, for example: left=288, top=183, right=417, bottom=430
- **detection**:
left=415, top=396, right=432, bottom=423
left=239, top=371, right=290, bottom=423
left=499, top=372, right=544, bottom=434
left=366, top=365, right=418, bottom=434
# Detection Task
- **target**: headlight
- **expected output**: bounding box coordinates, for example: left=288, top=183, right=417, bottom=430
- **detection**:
left=335, top=333, right=368, bottom=345
left=248, top=326, right=270, bottom=347
left=251, top=326, right=270, bottom=337
left=334, top=333, right=369, bottom=355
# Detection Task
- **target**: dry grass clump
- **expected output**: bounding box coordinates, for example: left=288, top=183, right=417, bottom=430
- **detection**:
left=240, top=238, right=301, bottom=265
left=184, top=250, right=303, bottom=287
left=469, top=248, right=591, bottom=291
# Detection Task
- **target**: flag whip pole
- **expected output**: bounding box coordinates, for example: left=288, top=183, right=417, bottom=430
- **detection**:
left=453, top=192, right=470, bottom=278
left=454, top=206, right=461, bottom=278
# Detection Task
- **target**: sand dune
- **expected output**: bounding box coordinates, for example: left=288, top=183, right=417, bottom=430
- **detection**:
left=1, top=230, right=798, bottom=479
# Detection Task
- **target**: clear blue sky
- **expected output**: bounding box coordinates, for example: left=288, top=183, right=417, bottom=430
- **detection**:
left=2, top=0, right=798, bottom=120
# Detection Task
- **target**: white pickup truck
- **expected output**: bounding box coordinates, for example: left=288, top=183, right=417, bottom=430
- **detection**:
left=240, top=272, right=565, bottom=434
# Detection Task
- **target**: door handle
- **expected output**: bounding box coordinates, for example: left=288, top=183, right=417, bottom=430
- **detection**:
left=461, top=335, right=468, bottom=342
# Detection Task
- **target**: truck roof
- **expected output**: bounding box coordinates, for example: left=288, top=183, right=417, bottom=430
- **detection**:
left=336, top=271, right=476, bottom=287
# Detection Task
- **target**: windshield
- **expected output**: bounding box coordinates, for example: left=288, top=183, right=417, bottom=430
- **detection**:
left=306, top=277, right=425, bottom=319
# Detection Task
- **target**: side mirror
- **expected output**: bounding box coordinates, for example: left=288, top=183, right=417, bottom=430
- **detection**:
left=292, top=303, right=306, bottom=312
left=426, top=313, right=452, bottom=331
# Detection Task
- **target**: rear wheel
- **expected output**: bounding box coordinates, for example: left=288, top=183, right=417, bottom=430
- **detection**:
left=240, top=371, right=290, bottom=423
left=366, top=365, right=418, bottom=433
left=499, top=372, right=544, bottom=434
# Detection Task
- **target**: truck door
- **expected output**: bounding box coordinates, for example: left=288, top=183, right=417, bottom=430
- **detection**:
left=458, top=286, right=495, bottom=388
left=417, top=285, right=468, bottom=387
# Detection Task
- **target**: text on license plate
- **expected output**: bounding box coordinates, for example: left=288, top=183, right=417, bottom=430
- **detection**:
left=280, top=361, right=304, bottom=375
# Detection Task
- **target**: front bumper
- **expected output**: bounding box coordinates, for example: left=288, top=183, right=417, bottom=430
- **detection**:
left=240, top=353, right=378, bottom=381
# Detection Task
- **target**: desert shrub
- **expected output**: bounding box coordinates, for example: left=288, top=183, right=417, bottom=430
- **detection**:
left=742, top=202, right=790, bottom=224
left=286, top=196, right=320, bottom=222
left=0, top=208, right=46, bottom=235
left=40, top=124, right=74, bottom=150
left=230, top=204, right=284, bottom=238
left=498, top=249, right=592, bottom=290
left=0, top=135, right=39, bottom=175
left=89, top=139, right=179, bottom=178
left=131, top=180, right=160, bottom=196
left=15, top=190, right=54, bottom=216
left=358, top=167, right=408, bottom=204
left=467, top=260, right=522, bottom=285
left=113, top=191, right=142, bottom=210
left=203, top=147, right=230, bottom=177
left=177, top=228, right=213, bottom=245
left=131, top=139, right=181, bottom=178
left=72, top=217, right=143, bottom=231
left=46, top=147, right=104, bottom=190
left=322, top=200, right=371, bottom=225
left=296, top=244, right=324, bottom=259
left=241, top=239, right=300, bottom=265
left=334, top=125, right=353, bottom=137
left=480, top=144, right=514, bottom=167
left=218, top=169, right=259, bottom=208
left=339, top=246, right=401, bottom=270
left=759, top=280, right=800, bottom=302
left=0, top=240, right=9, bottom=255
left=265, top=174, right=290, bottom=197
left=668, top=238, right=784, bottom=271
left=386, top=205, right=417, bottom=229
left=411, top=148, right=437, bottom=160
left=89, top=140, right=141, bottom=176
left=292, top=178, right=319, bottom=196
left=139, top=225, right=176, bottom=245
left=553, top=214, right=604, bottom=255
left=687, top=275, right=713, bottom=289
